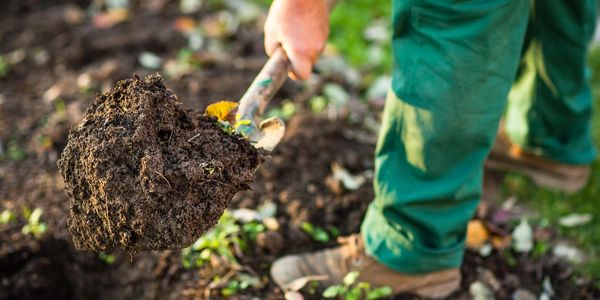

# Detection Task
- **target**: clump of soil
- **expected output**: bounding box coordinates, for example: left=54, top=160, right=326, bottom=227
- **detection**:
left=57, top=74, right=261, bottom=251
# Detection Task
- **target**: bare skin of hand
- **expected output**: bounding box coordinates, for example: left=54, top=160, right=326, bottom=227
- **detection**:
left=264, top=0, right=329, bottom=80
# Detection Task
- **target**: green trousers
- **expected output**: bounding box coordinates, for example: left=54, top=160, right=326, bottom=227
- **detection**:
left=361, top=0, right=597, bottom=274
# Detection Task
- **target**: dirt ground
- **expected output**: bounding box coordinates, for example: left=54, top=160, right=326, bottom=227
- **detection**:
left=1, top=1, right=599, bottom=299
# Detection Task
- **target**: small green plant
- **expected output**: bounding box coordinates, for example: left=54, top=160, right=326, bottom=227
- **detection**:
left=301, top=221, right=330, bottom=243
left=266, top=100, right=297, bottom=120
left=310, top=96, right=328, bottom=114
left=219, top=273, right=262, bottom=297
left=0, top=55, right=8, bottom=78
left=4, top=138, right=26, bottom=161
left=182, top=211, right=266, bottom=296
left=181, top=210, right=266, bottom=269
left=21, top=207, right=48, bottom=238
left=242, top=222, right=266, bottom=241
left=182, top=211, right=242, bottom=269
left=99, top=252, right=116, bottom=265
left=0, top=209, right=16, bottom=225
left=322, top=271, right=392, bottom=300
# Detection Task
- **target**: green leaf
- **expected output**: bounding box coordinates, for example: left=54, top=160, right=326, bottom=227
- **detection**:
left=343, top=271, right=360, bottom=286
left=347, top=286, right=362, bottom=300
left=0, top=210, right=15, bottom=224
left=0, top=55, right=8, bottom=78
left=312, top=227, right=330, bottom=242
left=309, top=96, right=328, bottom=114
left=323, top=285, right=341, bottom=298
left=367, top=286, right=392, bottom=299
left=29, top=208, right=43, bottom=225
left=301, top=222, right=330, bottom=242
left=99, top=252, right=116, bottom=265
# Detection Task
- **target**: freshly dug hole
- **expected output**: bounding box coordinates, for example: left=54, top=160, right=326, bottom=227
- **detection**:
left=57, top=74, right=261, bottom=251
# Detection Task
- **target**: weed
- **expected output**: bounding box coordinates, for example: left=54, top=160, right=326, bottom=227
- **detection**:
left=301, top=222, right=330, bottom=243
left=266, top=100, right=297, bottom=121
left=533, top=241, right=550, bottom=259
left=99, top=252, right=116, bottom=265
left=181, top=210, right=267, bottom=295
left=182, top=211, right=242, bottom=269
left=219, top=272, right=261, bottom=297
left=322, top=271, right=392, bottom=300
left=0, top=55, right=8, bottom=78
left=0, top=209, right=16, bottom=225
left=181, top=210, right=266, bottom=268
left=310, top=96, right=328, bottom=114
left=3, top=138, right=26, bottom=161
left=21, top=207, right=48, bottom=238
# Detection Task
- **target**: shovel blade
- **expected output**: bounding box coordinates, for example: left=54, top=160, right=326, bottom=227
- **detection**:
left=254, top=117, right=285, bottom=151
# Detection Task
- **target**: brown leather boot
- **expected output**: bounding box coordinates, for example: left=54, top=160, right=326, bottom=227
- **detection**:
left=485, top=130, right=590, bottom=194
left=270, top=234, right=460, bottom=299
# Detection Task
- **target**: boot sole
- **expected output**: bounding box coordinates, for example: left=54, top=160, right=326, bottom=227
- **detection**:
left=485, top=156, right=588, bottom=194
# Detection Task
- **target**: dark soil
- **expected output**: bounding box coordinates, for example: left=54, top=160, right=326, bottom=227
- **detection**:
left=58, top=74, right=261, bottom=251
left=1, top=1, right=599, bottom=300
left=0, top=224, right=113, bottom=300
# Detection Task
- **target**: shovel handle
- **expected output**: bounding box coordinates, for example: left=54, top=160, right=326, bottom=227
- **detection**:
left=237, top=47, right=290, bottom=123
left=237, top=0, right=337, bottom=123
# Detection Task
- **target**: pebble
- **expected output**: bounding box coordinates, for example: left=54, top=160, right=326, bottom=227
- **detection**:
left=512, top=288, right=536, bottom=300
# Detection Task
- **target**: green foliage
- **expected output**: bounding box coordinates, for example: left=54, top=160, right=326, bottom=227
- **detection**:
left=242, top=222, right=266, bottom=241
left=0, top=209, right=16, bottom=225
left=182, top=211, right=243, bottom=269
left=181, top=210, right=266, bottom=266
left=310, top=96, right=328, bottom=114
left=329, top=0, right=392, bottom=72
left=322, top=271, right=392, bottom=300
left=219, top=273, right=261, bottom=297
left=0, top=55, right=8, bottom=78
left=301, top=222, right=330, bottom=243
left=266, top=100, right=297, bottom=121
left=99, top=252, right=116, bottom=265
left=533, top=240, right=550, bottom=259
left=181, top=210, right=267, bottom=295
left=2, top=138, right=26, bottom=161
left=21, top=207, right=48, bottom=238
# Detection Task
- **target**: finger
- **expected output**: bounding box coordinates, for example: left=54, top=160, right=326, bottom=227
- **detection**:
left=283, top=47, right=313, bottom=80
left=263, top=29, right=279, bottom=57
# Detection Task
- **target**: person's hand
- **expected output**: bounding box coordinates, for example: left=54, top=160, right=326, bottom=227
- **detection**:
left=264, top=0, right=329, bottom=80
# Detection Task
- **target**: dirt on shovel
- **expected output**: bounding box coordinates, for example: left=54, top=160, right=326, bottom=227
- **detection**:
left=57, top=74, right=262, bottom=252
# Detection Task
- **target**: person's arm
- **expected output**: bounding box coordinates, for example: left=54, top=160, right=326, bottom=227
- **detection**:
left=264, top=0, right=330, bottom=80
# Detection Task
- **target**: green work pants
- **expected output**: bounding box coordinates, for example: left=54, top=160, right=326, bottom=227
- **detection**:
left=361, top=0, right=597, bottom=274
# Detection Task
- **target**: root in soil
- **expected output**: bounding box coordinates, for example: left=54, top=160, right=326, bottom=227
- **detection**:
left=57, top=74, right=261, bottom=251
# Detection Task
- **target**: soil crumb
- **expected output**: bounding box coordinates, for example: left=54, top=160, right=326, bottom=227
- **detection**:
left=57, top=74, right=261, bottom=251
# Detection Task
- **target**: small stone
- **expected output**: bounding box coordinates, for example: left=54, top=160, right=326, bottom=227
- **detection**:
left=512, top=288, right=536, bottom=300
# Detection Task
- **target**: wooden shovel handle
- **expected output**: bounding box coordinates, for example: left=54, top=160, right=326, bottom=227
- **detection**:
left=237, top=47, right=290, bottom=123
left=237, top=0, right=337, bottom=123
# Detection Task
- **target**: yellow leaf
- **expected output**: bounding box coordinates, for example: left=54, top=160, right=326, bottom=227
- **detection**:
left=173, top=17, right=197, bottom=33
left=491, top=235, right=512, bottom=250
left=466, top=220, right=490, bottom=250
left=205, top=101, right=238, bottom=122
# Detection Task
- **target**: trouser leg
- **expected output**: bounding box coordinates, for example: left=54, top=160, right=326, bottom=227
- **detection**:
left=505, top=0, right=597, bottom=164
left=362, top=0, right=530, bottom=274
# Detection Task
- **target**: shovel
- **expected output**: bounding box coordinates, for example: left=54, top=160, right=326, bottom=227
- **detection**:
left=236, top=0, right=337, bottom=152
left=235, top=47, right=291, bottom=152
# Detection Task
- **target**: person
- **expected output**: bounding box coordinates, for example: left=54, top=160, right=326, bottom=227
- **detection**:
left=264, top=0, right=597, bottom=298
